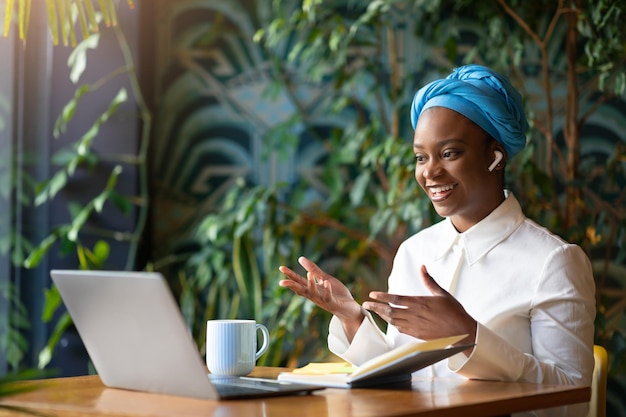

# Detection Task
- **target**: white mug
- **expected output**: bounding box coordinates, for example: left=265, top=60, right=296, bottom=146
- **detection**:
left=205, top=319, right=270, bottom=376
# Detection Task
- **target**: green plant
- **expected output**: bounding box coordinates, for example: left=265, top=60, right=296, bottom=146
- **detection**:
left=0, top=363, right=58, bottom=416
left=0, top=368, right=47, bottom=414
left=180, top=1, right=437, bottom=367
left=30, top=25, right=151, bottom=369
left=1, top=0, right=149, bottom=372
left=182, top=182, right=330, bottom=366
left=0, top=89, right=30, bottom=373
left=0, top=283, right=29, bottom=372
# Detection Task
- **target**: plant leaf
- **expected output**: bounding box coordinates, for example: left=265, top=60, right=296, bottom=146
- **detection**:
left=68, top=204, right=93, bottom=241
left=54, top=84, right=90, bottom=137
left=38, top=311, right=72, bottom=369
left=84, top=0, right=97, bottom=32
left=45, top=0, right=59, bottom=45
left=42, top=285, right=62, bottom=322
left=97, top=0, right=110, bottom=26
left=3, top=0, right=15, bottom=39
left=75, top=0, right=89, bottom=39
left=23, top=233, right=58, bottom=269
left=56, top=0, right=68, bottom=46
left=68, top=33, right=100, bottom=83
left=34, top=169, right=68, bottom=206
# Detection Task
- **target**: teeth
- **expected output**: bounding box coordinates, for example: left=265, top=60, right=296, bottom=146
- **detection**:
left=430, top=184, right=454, bottom=194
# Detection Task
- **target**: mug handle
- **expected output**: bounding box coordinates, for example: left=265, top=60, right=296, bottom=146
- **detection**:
left=255, top=324, right=270, bottom=360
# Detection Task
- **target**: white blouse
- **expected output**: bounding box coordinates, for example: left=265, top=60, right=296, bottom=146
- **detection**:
left=328, top=192, right=595, bottom=417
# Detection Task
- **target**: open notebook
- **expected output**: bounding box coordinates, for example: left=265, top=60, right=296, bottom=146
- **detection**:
left=50, top=270, right=324, bottom=400
left=278, top=334, right=473, bottom=388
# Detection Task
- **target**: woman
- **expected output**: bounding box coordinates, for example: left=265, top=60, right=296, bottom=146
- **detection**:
left=279, top=65, right=595, bottom=417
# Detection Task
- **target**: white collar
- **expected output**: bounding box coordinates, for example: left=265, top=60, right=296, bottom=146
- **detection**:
left=433, top=191, right=526, bottom=265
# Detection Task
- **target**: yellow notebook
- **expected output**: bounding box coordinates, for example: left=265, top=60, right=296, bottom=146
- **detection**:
left=278, top=335, right=471, bottom=388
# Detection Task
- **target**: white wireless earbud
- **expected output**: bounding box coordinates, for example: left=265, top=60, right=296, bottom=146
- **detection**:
left=488, top=150, right=504, bottom=172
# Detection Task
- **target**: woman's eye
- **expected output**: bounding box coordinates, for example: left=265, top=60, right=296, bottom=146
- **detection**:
left=415, top=154, right=426, bottom=163
left=442, top=150, right=458, bottom=158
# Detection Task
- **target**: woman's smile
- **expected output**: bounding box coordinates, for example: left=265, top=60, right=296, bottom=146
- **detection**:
left=427, top=184, right=457, bottom=202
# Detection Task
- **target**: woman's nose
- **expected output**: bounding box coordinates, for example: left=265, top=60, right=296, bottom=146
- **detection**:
left=420, top=159, right=442, bottom=179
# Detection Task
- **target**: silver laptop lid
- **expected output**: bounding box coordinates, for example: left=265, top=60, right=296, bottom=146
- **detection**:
left=50, top=270, right=218, bottom=400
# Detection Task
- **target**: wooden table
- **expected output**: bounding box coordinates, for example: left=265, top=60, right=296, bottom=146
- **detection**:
left=0, top=368, right=590, bottom=417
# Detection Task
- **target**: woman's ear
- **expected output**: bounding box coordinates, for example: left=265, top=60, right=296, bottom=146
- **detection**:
left=488, top=150, right=504, bottom=172
left=487, top=141, right=507, bottom=172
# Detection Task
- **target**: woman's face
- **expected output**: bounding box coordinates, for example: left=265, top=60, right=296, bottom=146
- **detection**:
left=413, top=106, right=505, bottom=232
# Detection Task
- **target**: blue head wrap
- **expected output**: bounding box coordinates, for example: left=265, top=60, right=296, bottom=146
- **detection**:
left=410, top=65, right=528, bottom=157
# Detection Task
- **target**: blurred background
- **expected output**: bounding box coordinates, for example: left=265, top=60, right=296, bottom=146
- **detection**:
left=0, top=0, right=624, bottom=414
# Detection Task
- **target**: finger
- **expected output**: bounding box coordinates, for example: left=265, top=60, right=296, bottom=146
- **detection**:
left=279, top=272, right=323, bottom=300
left=306, top=271, right=319, bottom=293
left=369, top=291, right=410, bottom=306
left=320, top=279, right=334, bottom=303
left=307, top=270, right=326, bottom=287
left=278, top=266, right=307, bottom=285
left=298, top=256, right=332, bottom=280
left=363, top=301, right=412, bottom=327
left=278, top=279, right=309, bottom=298
left=307, top=270, right=331, bottom=298
left=420, top=265, right=448, bottom=296
left=362, top=301, right=392, bottom=320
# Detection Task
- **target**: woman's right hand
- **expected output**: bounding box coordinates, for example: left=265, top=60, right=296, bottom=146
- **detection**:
left=279, top=256, right=364, bottom=327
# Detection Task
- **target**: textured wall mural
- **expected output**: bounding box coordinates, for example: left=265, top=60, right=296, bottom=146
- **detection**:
left=148, top=0, right=447, bottom=261
left=150, top=0, right=334, bottom=259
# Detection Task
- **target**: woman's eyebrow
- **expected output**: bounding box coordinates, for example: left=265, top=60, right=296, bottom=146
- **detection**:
left=413, top=138, right=467, bottom=150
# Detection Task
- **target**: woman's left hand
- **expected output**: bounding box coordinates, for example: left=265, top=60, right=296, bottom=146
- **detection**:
left=362, top=265, right=477, bottom=348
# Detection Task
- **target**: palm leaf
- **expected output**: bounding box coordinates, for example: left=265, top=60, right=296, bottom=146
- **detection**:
left=44, top=0, right=58, bottom=45
left=0, top=369, right=48, bottom=397
left=3, top=0, right=14, bottom=38
left=17, top=0, right=29, bottom=41
left=2, top=0, right=134, bottom=46
left=75, top=0, right=88, bottom=39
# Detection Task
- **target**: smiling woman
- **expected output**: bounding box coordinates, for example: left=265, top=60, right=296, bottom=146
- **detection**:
left=412, top=108, right=504, bottom=233
left=279, top=65, right=596, bottom=417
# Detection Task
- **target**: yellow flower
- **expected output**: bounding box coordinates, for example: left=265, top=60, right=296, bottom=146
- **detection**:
left=586, top=226, right=602, bottom=245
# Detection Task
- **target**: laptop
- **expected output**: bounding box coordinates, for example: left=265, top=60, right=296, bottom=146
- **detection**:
left=50, top=269, right=325, bottom=400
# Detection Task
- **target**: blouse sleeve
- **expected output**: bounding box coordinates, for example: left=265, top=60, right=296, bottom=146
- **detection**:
left=448, top=244, right=595, bottom=387
left=327, top=311, right=392, bottom=366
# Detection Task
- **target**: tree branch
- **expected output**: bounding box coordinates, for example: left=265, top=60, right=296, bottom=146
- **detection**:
left=296, top=210, right=396, bottom=265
